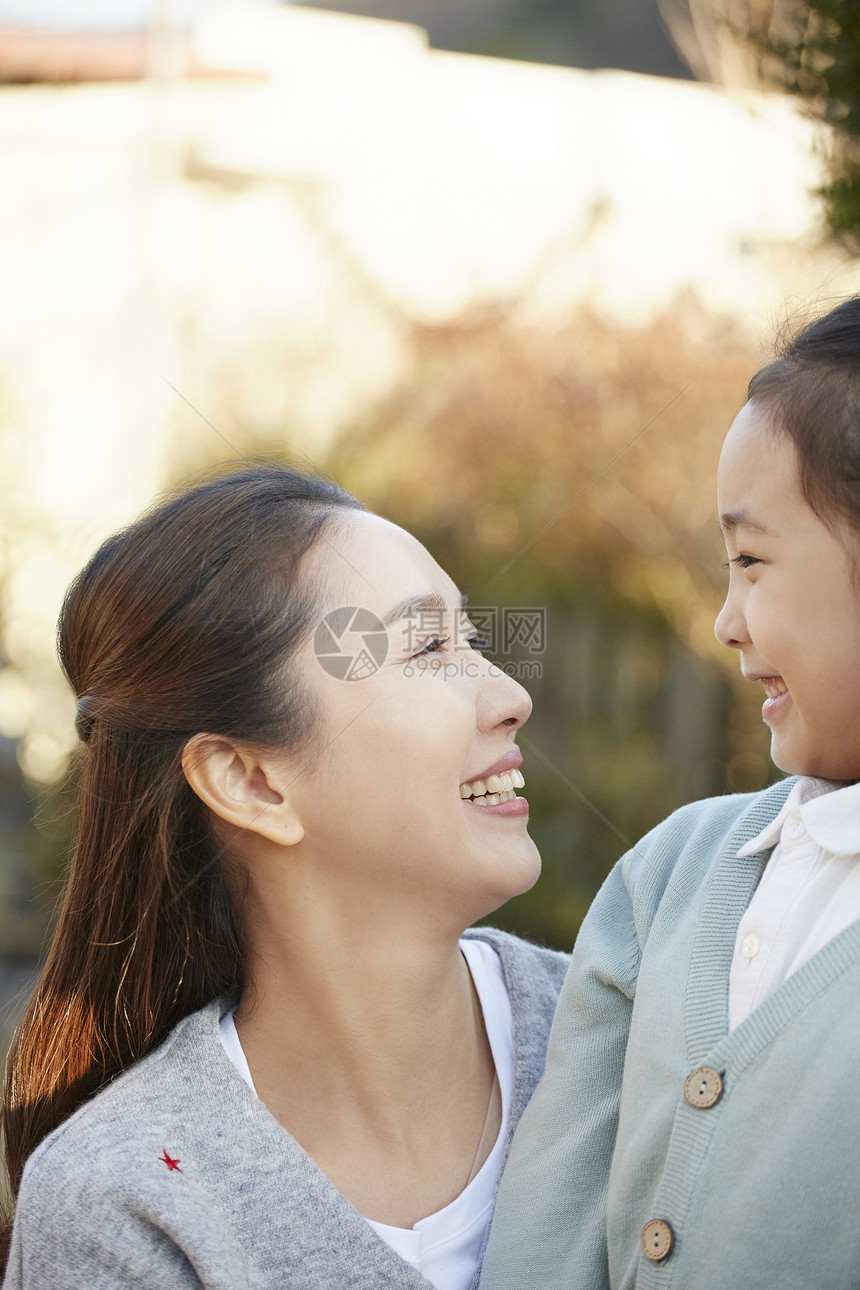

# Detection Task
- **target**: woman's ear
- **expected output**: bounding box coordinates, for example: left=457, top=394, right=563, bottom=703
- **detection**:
left=181, top=734, right=305, bottom=847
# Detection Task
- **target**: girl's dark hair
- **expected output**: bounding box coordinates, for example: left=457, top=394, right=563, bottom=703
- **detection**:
left=748, top=296, right=860, bottom=536
left=0, top=462, right=364, bottom=1256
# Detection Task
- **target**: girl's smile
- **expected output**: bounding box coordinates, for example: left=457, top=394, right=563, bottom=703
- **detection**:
left=715, top=401, right=860, bottom=782
left=758, top=675, right=789, bottom=722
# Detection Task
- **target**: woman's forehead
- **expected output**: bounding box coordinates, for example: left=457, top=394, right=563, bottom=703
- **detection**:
left=312, top=510, right=460, bottom=613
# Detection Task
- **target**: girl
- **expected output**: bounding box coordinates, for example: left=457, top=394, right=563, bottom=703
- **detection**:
left=479, top=297, right=860, bottom=1289
left=0, top=465, right=568, bottom=1289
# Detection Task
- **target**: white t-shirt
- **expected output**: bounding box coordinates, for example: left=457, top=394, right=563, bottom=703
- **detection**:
left=219, top=937, right=514, bottom=1290
left=730, top=777, right=860, bottom=1030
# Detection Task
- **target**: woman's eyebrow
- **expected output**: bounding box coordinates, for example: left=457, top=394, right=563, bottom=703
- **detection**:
left=383, top=592, right=468, bottom=628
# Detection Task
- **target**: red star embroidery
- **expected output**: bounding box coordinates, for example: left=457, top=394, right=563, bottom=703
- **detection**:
left=159, top=1149, right=182, bottom=1173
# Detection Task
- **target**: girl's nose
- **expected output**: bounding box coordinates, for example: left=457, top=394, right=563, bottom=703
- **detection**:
left=714, top=591, right=749, bottom=650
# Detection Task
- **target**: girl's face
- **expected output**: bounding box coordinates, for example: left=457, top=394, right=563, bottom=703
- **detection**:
left=280, top=510, right=540, bottom=929
left=715, top=401, right=860, bottom=782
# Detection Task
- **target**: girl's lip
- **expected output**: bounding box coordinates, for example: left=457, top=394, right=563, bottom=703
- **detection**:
left=464, top=795, right=529, bottom=818
left=762, top=689, right=790, bottom=723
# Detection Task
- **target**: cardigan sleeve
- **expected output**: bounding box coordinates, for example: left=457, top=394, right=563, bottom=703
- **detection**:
left=479, top=852, right=641, bottom=1290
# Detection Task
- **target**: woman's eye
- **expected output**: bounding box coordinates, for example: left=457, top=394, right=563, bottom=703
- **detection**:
left=410, top=633, right=489, bottom=658
left=412, top=636, right=450, bottom=657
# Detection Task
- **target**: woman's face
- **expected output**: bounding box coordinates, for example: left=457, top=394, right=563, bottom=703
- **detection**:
left=280, top=510, right=540, bottom=929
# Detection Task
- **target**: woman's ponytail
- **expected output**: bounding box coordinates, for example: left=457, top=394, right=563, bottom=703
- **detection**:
left=0, top=463, right=363, bottom=1265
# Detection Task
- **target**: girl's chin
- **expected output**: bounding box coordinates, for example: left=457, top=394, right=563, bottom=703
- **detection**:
left=770, top=737, right=859, bottom=783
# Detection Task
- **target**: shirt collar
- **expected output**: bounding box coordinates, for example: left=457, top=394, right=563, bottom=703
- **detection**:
left=737, top=777, right=860, bottom=859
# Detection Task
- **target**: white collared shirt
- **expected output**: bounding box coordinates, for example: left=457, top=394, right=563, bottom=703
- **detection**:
left=729, top=777, right=860, bottom=1031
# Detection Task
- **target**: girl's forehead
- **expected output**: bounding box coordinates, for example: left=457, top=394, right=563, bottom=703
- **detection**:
left=718, top=403, right=801, bottom=520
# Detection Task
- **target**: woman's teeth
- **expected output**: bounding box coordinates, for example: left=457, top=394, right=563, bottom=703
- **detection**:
left=761, top=677, right=788, bottom=699
left=459, top=768, right=525, bottom=805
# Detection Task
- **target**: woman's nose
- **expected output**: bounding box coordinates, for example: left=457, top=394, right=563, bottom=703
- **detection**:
left=477, top=665, right=533, bottom=731
left=714, top=589, right=749, bottom=650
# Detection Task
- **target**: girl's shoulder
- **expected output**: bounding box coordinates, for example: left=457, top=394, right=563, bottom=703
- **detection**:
left=627, top=778, right=798, bottom=875
left=607, top=778, right=799, bottom=940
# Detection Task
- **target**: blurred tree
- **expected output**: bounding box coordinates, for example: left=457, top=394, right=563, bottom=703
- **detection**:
left=658, top=0, right=860, bottom=244
left=747, top=1, right=860, bottom=244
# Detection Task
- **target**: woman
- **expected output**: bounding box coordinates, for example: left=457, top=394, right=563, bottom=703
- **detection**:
left=1, top=464, right=567, bottom=1289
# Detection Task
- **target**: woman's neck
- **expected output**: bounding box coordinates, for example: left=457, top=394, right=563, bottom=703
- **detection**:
left=233, top=900, right=500, bottom=1226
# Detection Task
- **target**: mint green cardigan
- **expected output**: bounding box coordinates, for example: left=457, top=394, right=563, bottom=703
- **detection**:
left=480, top=779, right=860, bottom=1290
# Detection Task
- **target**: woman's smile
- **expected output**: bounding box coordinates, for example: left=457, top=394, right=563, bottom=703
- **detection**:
left=460, top=754, right=528, bottom=817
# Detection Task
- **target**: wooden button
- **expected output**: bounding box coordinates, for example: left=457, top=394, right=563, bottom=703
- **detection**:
left=641, top=1219, right=674, bottom=1262
left=684, top=1066, right=723, bottom=1109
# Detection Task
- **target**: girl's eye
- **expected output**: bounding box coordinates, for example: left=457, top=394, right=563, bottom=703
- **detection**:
left=724, top=554, right=760, bottom=570
left=468, top=635, right=489, bottom=652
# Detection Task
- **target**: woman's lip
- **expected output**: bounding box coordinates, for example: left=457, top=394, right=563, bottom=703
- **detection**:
left=464, top=796, right=529, bottom=818
left=464, top=748, right=523, bottom=784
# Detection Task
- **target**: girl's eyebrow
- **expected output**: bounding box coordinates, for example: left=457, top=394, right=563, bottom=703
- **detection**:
left=718, top=509, right=777, bottom=536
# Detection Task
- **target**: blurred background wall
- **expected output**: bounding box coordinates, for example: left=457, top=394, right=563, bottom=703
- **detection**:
left=0, top=0, right=858, bottom=1044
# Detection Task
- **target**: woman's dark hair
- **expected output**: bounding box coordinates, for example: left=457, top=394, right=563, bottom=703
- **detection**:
left=0, top=462, right=364, bottom=1257
left=748, top=296, right=860, bottom=536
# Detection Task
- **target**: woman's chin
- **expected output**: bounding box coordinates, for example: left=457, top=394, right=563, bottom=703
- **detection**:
left=474, top=843, right=542, bottom=920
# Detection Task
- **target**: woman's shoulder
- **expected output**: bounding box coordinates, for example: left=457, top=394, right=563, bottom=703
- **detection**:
left=7, top=997, right=258, bottom=1288
left=17, top=997, right=232, bottom=1191
left=462, top=927, right=570, bottom=1005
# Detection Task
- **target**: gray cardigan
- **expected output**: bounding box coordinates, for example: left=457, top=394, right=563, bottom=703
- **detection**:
left=4, top=928, right=568, bottom=1290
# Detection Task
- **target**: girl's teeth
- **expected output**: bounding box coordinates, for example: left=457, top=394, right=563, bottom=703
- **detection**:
left=762, top=677, right=788, bottom=699
left=511, top=769, right=524, bottom=788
